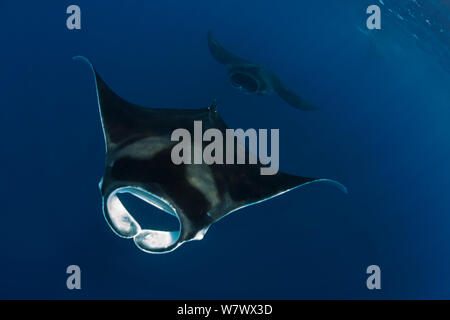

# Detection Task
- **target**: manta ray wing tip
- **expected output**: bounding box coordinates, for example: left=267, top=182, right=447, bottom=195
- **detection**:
left=302, top=178, right=347, bottom=194
left=72, top=55, right=87, bottom=62
left=318, top=179, right=348, bottom=194
left=73, top=55, right=94, bottom=70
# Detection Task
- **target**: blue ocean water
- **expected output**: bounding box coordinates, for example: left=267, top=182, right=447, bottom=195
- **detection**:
left=0, top=0, right=449, bottom=299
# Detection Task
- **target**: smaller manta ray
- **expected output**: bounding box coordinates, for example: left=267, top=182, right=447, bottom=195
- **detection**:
left=74, top=56, right=346, bottom=254
left=208, top=30, right=317, bottom=110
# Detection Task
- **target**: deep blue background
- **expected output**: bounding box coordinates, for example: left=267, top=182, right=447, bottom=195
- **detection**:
left=1, top=1, right=449, bottom=299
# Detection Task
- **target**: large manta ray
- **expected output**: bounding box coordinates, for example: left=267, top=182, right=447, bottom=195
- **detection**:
left=208, top=30, right=317, bottom=110
left=74, top=56, right=346, bottom=254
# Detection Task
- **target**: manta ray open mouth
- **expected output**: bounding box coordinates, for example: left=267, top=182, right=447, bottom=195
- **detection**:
left=229, top=71, right=259, bottom=93
left=105, top=187, right=183, bottom=253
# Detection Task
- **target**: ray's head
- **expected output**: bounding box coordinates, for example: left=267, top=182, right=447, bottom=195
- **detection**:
left=227, top=65, right=269, bottom=95
left=229, top=71, right=259, bottom=93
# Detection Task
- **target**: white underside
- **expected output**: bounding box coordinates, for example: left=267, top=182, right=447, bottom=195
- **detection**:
left=105, top=187, right=181, bottom=253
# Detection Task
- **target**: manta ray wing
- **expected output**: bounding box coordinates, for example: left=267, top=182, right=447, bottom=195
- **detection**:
left=270, top=72, right=319, bottom=111
left=207, top=30, right=251, bottom=66
left=75, top=56, right=346, bottom=254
